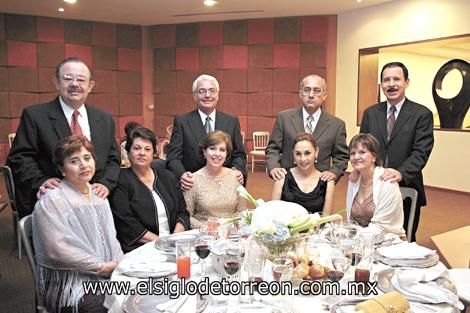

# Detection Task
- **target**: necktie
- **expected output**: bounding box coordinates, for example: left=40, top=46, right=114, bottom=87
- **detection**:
left=204, top=116, right=212, bottom=134
left=387, top=105, right=396, bottom=140
left=306, top=115, right=314, bottom=134
left=71, top=110, right=83, bottom=136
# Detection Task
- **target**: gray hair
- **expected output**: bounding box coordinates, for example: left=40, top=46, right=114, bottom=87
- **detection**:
left=192, top=74, right=220, bottom=93
left=300, top=74, right=327, bottom=92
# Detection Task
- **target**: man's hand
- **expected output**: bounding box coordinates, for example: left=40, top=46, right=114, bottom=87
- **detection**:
left=380, top=168, right=402, bottom=183
left=349, top=170, right=359, bottom=183
left=180, top=171, right=194, bottom=191
left=174, top=222, right=186, bottom=233
left=320, top=171, right=337, bottom=182
left=36, top=178, right=61, bottom=198
left=269, top=168, right=287, bottom=181
left=232, top=168, right=244, bottom=185
left=91, top=183, right=109, bottom=199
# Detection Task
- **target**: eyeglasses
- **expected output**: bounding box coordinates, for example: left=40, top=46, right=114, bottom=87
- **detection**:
left=59, top=74, right=90, bottom=85
left=196, top=88, right=218, bottom=95
left=301, top=87, right=323, bottom=96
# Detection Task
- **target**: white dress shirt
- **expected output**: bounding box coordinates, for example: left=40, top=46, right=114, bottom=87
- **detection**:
left=198, top=109, right=216, bottom=131
left=59, top=97, right=91, bottom=140
left=302, top=107, right=322, bottom=133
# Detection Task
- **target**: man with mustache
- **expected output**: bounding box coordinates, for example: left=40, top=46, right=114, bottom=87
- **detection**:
left=266, top=74, right=349, bottom=182
left=166, top=74, right=247, bottom=191
left=7, top=57, right=120, bottom=217
left=360, top=62, right=434, bottom=242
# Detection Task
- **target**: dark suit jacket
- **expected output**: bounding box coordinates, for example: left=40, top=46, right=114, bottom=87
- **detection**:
left=266, top=108, right=349, bottom=180
left=360, top=98, right=434, bottom=206
left=109, top=163, right=190, bottom=252
left=166, top=110, right=247, bottom=179
left=6, top=97, right=121, bottom=217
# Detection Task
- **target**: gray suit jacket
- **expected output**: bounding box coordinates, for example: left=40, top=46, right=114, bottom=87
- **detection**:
left=266, top=108, right=349, bottom=180
left=360, top=98, right=434, bottom=206
left=6, top=97, right=121, bottom=217
left=166, top=110, right=247, bottom=180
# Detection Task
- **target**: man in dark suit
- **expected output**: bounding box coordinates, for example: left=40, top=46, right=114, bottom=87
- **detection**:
left=166, top=74, right=247, bottom=191
left=266, top=74, right=349, bottom=182
left=7, top=57, right=120, bottom=217
left=360, top=61, right=434, bottom=242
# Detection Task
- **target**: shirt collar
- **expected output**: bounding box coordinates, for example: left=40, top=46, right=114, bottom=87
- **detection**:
left=387, top=97, right=405, bottom=115
left=198, top=109, right=216, bottom=123
left=59, top=96, right=86, bottom=118
left=302, top=107, right=322, bottom=122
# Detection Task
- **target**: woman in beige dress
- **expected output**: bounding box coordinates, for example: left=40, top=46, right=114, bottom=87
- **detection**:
left=184, top=130, right=247, bottom=228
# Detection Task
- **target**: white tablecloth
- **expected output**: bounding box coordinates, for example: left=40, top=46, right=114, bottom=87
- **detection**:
left=104, top=239, right=459, bottom=313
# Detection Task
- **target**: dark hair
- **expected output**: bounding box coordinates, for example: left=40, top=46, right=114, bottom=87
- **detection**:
left=380, top=62, right=408, bottom=81
left=55, top=57, right=93, bottom=80
left=293, top=132, right=318, bottom=150
left=199, top=130, right=233, bottom=158
left=348, top=133, right=382, bottom=166
left=53, top=135, right=96, bottom=175
left=124, top=121, right=142, bottom=138
left=125, top=127, right=157, bottom=154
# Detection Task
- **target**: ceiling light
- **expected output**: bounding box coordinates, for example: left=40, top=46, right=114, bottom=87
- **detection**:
left=356, top=0, right=363, bottom=2
left=203, top=0, right=218, bottom=6
left=64, top=0, right=77, bottom=3
left=58, top=7, right=65, bottom=12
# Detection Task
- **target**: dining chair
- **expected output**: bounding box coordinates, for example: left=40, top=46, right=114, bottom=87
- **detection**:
left=165, top=124, right=174, bottom=140
left=19, top=215, right=47, bottom=313
left=250, top=131, right=270, bottom=173
left=240, top=131, right=245, bottom=144
left=399, top=187, right=418, bottom=242
left=1, top=165, right=22, bottom=259
left=158, top=138, right=170, bottom=160
left=8, top=132, right=16, bottom=148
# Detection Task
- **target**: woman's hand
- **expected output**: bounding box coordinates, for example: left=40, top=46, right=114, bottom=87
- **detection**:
left=97, top=261, right=118, bottom=277
left=174, top=222, right=186, bottom=233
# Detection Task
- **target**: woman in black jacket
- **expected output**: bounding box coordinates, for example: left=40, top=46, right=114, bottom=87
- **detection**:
left=110, top=127, right=190, bottom=252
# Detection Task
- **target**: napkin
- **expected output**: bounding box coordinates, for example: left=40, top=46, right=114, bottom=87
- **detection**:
left=397, top=265, right=447, bottom=283
left=377, top=242, right=435, bottom=260
left=448, top=268, right=470, bottom=303
left=120, top=262, right=176, bottom=278
left=391, top=269, right=464, bottom=310
left=156, top=294, right=189, bottom=313
left=355, top=291, right=410, bottom=313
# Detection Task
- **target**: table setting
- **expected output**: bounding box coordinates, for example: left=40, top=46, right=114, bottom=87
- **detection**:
left=104, top=197, right=466, bottom=313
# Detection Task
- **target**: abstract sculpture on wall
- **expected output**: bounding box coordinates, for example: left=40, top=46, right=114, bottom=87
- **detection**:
left=432, top=59, right=470, bottom=129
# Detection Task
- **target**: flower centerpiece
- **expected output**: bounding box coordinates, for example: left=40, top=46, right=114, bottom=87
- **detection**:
left=237, top=187, right=343, bottom=259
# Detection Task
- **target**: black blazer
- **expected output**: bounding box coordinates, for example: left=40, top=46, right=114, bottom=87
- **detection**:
left=360, top=98, right=434, bottom=206
left=166, top=109, right=247, bottom=179
left=6, top=97, right=121, bottom=217
left=109, top=164, right=190, bottom=252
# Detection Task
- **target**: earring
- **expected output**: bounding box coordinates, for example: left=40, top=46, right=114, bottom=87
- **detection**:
left=293, top=161, right=296, bottom=165
left=314, top=159, right=318, bottom=164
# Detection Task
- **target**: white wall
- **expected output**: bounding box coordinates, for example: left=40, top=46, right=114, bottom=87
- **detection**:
left=336, top=0, right=470, bottom=192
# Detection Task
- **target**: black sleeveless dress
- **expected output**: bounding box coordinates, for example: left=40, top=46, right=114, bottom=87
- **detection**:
left=281, top=171, right=327, bottom=214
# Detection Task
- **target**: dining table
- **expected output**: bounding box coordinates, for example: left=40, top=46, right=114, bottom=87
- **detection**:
left=104, top=230, right=464, bottom=313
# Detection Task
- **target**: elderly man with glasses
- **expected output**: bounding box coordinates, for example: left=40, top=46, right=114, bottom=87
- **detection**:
left=166, top=74, right=247, bottom=191
left=266, top=74, right=349, bottom=183
left=7, top=57, right=120, bottom=217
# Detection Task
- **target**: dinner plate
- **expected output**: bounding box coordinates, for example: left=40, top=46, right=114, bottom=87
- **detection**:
left=154, top=231, right=200, bottom=252
left=123, top=294, right=170, bottom=313
left=374, top=250, right=439, bottom=268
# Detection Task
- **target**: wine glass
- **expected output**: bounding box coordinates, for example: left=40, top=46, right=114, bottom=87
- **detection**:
left=272, top=257, right=294, bottom=282
left=195, top=235, right=213, bottom=277
left=223, top=249, right=241, bottom=281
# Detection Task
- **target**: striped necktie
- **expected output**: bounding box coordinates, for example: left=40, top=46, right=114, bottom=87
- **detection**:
left=306, top=115, right=314, bottom=134
left=387, top=105, right=396, bottom=140
left=204, top=116, right=212, bottom=134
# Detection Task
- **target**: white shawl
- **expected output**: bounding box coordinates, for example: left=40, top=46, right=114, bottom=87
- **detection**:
left=346, top=166, right=405, bottom=237
left=32, top=181, right=123, bottom=313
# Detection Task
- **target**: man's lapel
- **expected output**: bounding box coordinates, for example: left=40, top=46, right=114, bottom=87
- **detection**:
left=375, top=102, right=388, bottom=143
left=49, top=98, right=71, bottom=140
left=87, top=106, right=104, bottom=149
left=187, top=110, right=206, bottom=142
left=389, top=99, right=412, bottom=142
left=312, top=110, right=330, bottom=139
left=289, top=108, right=305, bottom=134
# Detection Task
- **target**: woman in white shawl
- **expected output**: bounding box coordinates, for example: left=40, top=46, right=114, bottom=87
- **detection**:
left=32, top=135, right=123, bottom=313
left=346, top=133, right=405, bottom=238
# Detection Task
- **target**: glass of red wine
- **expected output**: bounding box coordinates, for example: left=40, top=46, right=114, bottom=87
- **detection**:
left=195, top=235, right=213, bottom=277
left=223, top=249, right=241, bottom=281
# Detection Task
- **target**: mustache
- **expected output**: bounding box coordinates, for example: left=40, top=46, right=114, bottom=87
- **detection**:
left=387, top=87, right=399, bottom=92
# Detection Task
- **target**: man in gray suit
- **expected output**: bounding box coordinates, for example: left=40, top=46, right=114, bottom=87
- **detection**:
left=266, top=74, right=349, bottom=182
left=166, top=74, right=247, bottom=191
